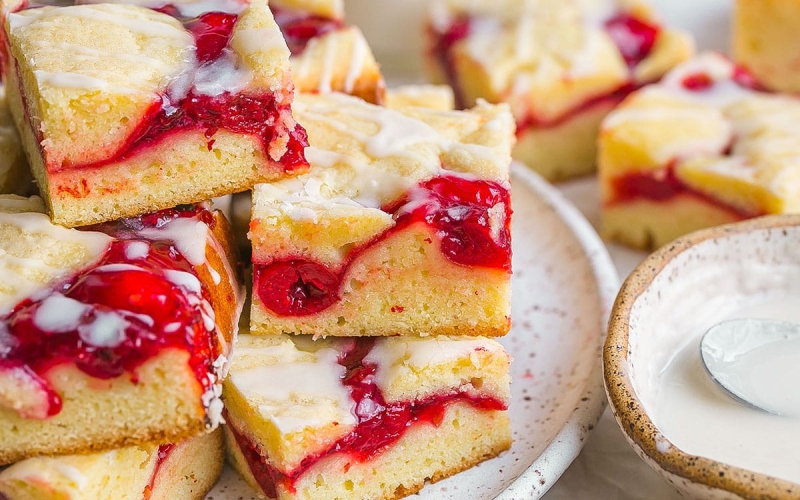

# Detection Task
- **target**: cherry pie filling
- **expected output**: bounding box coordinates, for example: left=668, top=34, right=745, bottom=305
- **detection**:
left=253, top=174, right=512, bottom=317
left=429, top=12, right=660, bottom=131
left=13, top=5, right=309, bottom=174
left=608, top=67, right=766, bottom=219
left=271, top=6, right=344, bottom=56
left=227, top=338, right=507, bottom=495
left=0, top=205, right=222, bottom=419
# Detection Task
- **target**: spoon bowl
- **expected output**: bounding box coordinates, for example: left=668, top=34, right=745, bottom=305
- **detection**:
left=701, top=318, right=800, bottom=417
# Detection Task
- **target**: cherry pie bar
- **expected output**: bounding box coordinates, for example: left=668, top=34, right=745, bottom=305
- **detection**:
left=249, top=92, right=514, bottom=338
left=425, top=0, right=694, bottom=181
left=598, top=52, right=800, bottom=249
left=1, top=0, right=308, bottom=227
left=0, top=197, right=242, bottom=465
left=0, top=430, right=223, bottom=500
left=223, top=333, right=512, bottom=500
left=271, top=0, right=385, bottom=104
left=733, top=0, right=800, bottom=94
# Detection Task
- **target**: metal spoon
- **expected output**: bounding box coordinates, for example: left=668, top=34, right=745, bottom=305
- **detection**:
left=700, top=318, right=800, bottom=417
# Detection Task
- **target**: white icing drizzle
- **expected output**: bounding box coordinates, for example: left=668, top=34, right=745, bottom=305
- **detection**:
left=343, top=31, right=368, bottom=94
left=364, top=336, right=506, bottom=396
left=78, top=310, right=128, bottom=348
left=33, top=294, right=89, bottom=333
left=124, top=241, right=150, bottom=260
left=191, top=50, right=249, bottom=97
left=164, top=269, right=202, bottom=294
left=94, top=263, right=145, bottom=273
left=137, top=217, right=208, bottom=266
left=0, top=212, right=111, bottom=316
left=77, top=0, right=248, bottom=17
left=0, top=458, right=88, bottom=495
left=229, top=338, right=356, bottom=434
left=316, top=35, right=338, bottom=94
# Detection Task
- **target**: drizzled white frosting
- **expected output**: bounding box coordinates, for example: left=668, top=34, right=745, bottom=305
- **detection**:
left=228, top=334, right=509, bottom=436
left=0, top=211, right=111, bottom=316
left=259, top=93, right=511, bottom=212
left=138, top=217, right=208, bottom=266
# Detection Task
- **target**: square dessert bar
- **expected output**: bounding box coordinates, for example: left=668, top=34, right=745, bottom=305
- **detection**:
left=271, top=0, right=386, bottom=104
left=249, top=92, right=514, bottom=338
left=1, top=0, right=309, bottom=227
left=733, top=0, right=800, bottom=94
left=599, top=52, right=800, bottom=249
left=223, top=333, right=512, bottom=500
left=425, top=0, right=694, bottom=181
left=0, top=196, right=242, bottom=464
left=0, top=430, right=223, bottom=500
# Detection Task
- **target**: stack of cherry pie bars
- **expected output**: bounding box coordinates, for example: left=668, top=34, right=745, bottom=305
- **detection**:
left=0, top=0, right=514, bottom=499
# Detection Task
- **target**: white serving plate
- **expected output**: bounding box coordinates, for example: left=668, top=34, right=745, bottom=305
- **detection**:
left=207, top=164, right=618, bottom=499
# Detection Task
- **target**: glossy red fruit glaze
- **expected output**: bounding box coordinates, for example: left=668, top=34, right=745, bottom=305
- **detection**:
left=228, top=340, right=506, bottom=494
left=609, top=165, right=759, bottom=219
left=56, top=6, right=308, bottom=172
left=681, top=72, right=715, bottom=91
left=429, top=17, right=471, bottom=108
left=0, top=207, right=219, bottom=417
left=254, top=174, right=511, bottom=317
left=732, top=65, right=767, bottom=92
left=186, top=12, right=238, bottom=63
left=271, top=7, right=343, bottom=55
left=604, top=13, right=660, bottom=68
left=397, top=175, right=512, bottom=270
left=143, top=443, right=177, bottom=499
left=255, top=260, right=339, bottom=316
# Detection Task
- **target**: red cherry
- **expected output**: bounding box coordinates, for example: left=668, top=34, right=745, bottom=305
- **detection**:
left=604, top=14, right=660, bottom=67
left=255, top=260, right=339, bottom=316
left=186, top=12, right=238, bottom=64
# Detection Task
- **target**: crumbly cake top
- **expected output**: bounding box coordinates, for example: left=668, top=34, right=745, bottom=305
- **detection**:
left=253, top=92, right=513, bottom=210
left=602, top=52, right=800, bottom=213
left=225, top=333, right=511, bottom=470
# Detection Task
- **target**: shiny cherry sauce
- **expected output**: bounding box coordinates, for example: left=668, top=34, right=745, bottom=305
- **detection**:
left=0, top=206, right=220, bottom=418
left=143, top=443, right=177, bottom=500
left=53, top=9, right=308, bottom=172
left=227, top=339, right=506, bottom=494
left=254, top=174, right=512, bottom=317
left=271, top=6, right=344, bottom=55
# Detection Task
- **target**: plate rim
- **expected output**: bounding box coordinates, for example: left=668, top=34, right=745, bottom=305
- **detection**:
left=498, top=163, right=619, bottom=499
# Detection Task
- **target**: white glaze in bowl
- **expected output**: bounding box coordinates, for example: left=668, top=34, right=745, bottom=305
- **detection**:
left=605, top=215, right=800, bottom=499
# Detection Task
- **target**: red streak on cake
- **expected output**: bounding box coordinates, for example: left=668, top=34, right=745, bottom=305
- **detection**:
left=0, top=206, right=220, bottom=418
left=143, top=443, right=177, bottom=500
left=272, top=7, right=343, bottom=55
left=604, top=14, right=660, bottom=68
left=428, top=16, right=471, bottom=109
left=681, top=72, right=715, bottom=91
left=44, top=7, right=308, bottom=173
left=608, top=165, right=760, bottom=219
left=227, top=339, right=507, bottom=494
left=254, top=174, right=511, bottom=317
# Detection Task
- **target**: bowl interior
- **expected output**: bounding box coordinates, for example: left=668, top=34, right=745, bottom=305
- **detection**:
left=606, top=215, right=800, bottom=498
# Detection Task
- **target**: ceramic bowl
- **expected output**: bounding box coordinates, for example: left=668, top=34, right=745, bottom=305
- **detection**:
left=604, top=215, right=800, bottom=499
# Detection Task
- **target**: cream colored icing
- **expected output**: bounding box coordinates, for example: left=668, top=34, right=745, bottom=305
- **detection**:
left=0, top=211, right=111, bottom=315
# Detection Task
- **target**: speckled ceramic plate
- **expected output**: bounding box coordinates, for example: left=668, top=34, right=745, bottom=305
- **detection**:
left=205, top=163, right=619, bottom=500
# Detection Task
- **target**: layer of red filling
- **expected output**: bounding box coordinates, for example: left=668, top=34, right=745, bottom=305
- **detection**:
left=254, top=174, right=512, bottom=317
left=227, top=338, right=506, bottom=495
left=428, top=12, right=660, bottom=129
left=23, top=6, right=308, bottom=173
left=608, top=66, right=765, bottom=219
left=271, top=6, right=344, bottom=55
left=0, top=205, right=221, bottom=418
left=143, top=443, right=176, bottom=500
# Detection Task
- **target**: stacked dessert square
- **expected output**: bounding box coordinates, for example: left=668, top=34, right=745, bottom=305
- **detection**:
left=424, top=0, right=694, bottom=181
left=0, top=1, right=514, bottom=500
